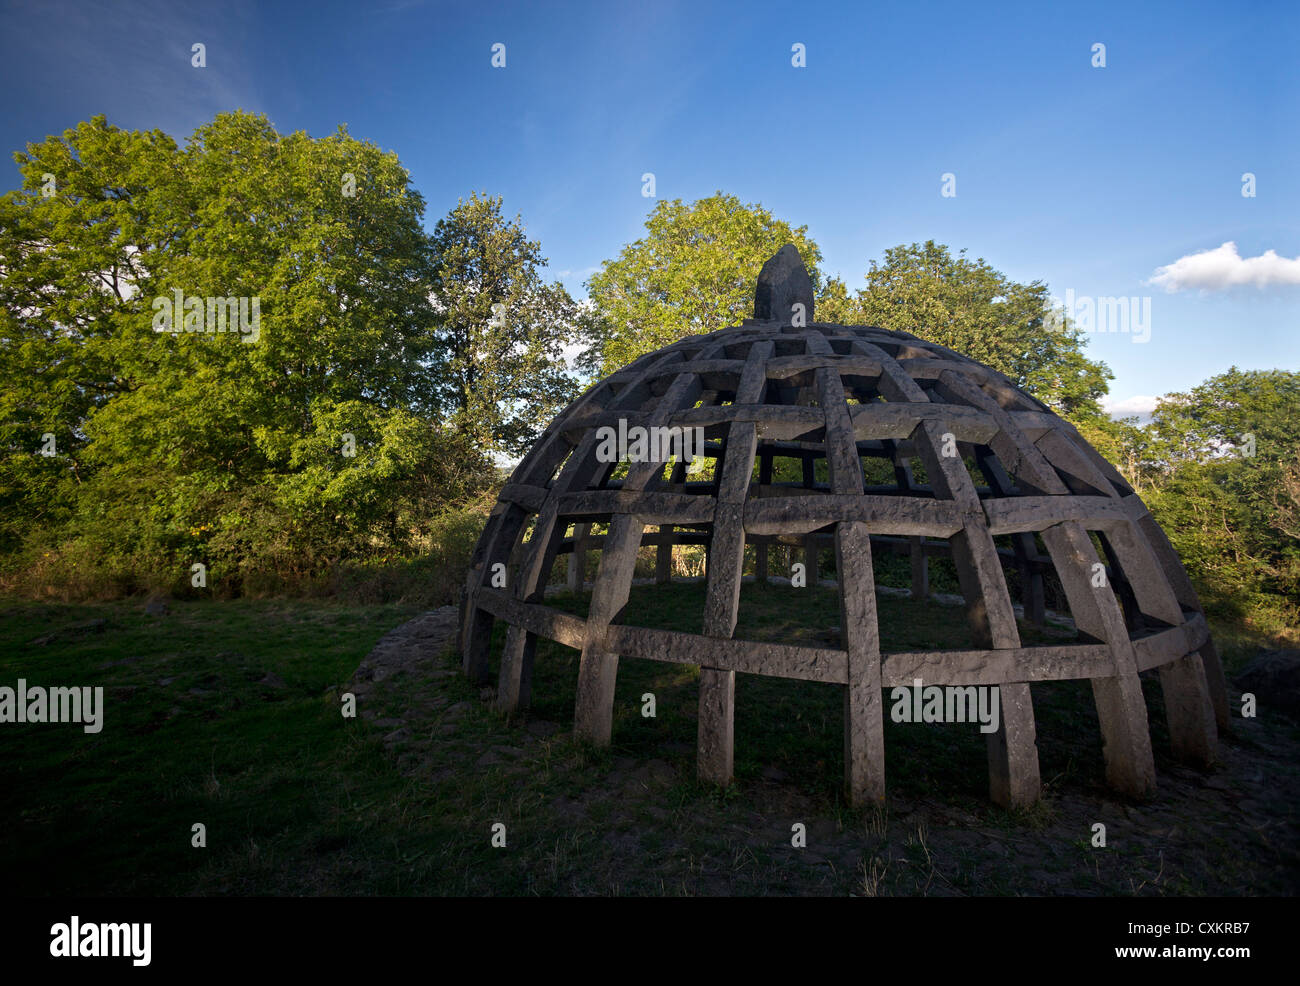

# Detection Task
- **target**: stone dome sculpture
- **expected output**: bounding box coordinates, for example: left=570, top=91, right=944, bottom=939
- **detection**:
left=458, top=245, right=1228, bottom=808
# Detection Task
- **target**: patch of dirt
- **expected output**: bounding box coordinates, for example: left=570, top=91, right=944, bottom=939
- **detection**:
left=29, top=617, right=107, bottom=646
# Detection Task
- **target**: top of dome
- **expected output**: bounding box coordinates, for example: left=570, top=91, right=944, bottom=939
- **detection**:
left=753, top=243, right=815, bottom=324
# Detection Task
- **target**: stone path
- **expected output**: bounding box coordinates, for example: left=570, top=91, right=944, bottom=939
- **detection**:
left=347, top=606, right=462, bottom=752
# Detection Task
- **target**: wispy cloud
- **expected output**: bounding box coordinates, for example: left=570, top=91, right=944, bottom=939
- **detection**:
left=1148, top=241, right=1300, bottom=292
left=1103, top=394, right=1160, bottom=420
left=7, top=0, right=267, bottom=140
left=555, top=265, right=599, bottom=280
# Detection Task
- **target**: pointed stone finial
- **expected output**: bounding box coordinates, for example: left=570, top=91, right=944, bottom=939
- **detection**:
left=753, top=244, right=814, bottom=324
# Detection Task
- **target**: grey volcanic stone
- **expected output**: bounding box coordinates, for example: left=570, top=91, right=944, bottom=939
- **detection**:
left=753, top=243, right=814, bottom=324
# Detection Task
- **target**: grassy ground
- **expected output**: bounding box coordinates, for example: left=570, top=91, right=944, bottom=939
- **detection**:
left=2, top=586, right=1296, bottom=896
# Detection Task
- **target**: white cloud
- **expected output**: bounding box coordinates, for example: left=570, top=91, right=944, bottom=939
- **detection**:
left=1148, top=241, right=1300, bottom=292
left=555, top=265, right=599, bottom=281
left=1103, top=394, right=1159, bottom=418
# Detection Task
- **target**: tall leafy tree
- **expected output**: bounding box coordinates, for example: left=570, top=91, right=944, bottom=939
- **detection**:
left=838, top=241, right=1112, bottom=422
left=427, top=192, right=581, bottom=458
left=1142, top=367, right=1299, bottom=472
left=581, top=192, right=825, bottom=375
left=0, top=112, right=489, bottom=585
left=1126, top=368, right=1300, bottom=625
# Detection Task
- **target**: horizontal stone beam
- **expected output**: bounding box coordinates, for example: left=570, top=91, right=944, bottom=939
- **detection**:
left=476, top=588, right=588, bottom=649
left=497, top=482, right=548, bottom=513
left=609, top=625, right=846, bottom=681
left=983, top=495, right=1129, bottom=534
left=478, top=593, right=1206, bottom=686
left=882, top=644, right=1115, bottom=687
left=555, top=490, right=717, bottom=525
left=642, top=358, right=745, bottom=382
left=764, top=354, right=882, bottom=381
left=745, top=495, right=965, bottom=537
left=672, top=404, right=826, bottom=441
left=1133, top=612, right=1210, bottom=672
left=849, top=402, right=998, bottom=444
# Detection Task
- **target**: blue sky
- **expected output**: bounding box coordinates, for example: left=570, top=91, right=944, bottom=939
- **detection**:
left=2, top=0, right=1295, bottom=415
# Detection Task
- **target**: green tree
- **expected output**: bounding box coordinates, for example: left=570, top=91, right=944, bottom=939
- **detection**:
left=581, top=192, right=825, bottom=375
left=1142, top=367, right=1299, bottom=472
left=813, top=274, right=859, bottom=325
left=846, top=241, right=1113, bottom=422
left=0, top=117, right=185, bottom=554
left=1128, top=368, right=1300, bottom=628
left=427, top=192, right=581, bottom=458
left=0, top=112, right=490, bottom=589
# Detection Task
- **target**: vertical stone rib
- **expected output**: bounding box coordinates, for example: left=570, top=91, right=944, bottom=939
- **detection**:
left=698, top=340, right=771, bottom=785
left=573, top=368, right=703, bottom=745
left=849, top=339, right=931, bottom=405
left=976, top=447, right=1045, bottom=626
left=815, top=356, right=886, bottom=805
left=566, top=522, right=589, bottom=592
left=468, top=346, right=686, bottom=686
left=938, top=367, right=1156, bottom=799
left=912, top=417, right=1041, bottom=807
left=1040, top=522, right=1157, bottom=797
left=499, top=429, right=606, bottom=711
left=1128, top=500, right=1231, bottom=731
left=462, top=349, right=679, bottom=681
left=910, top=536, right=929, bottom=600
left=461, top=503, right=527, bottom=682
left=1104, top=520, right=1217, bottom=764
left=572, top=513, right=645, bottom=744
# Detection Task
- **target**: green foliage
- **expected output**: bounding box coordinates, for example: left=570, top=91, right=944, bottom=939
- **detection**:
left=1122, top=368, right=1300, bottom=631
left=1144, top=367, right=1299, bottom=470
left=814, top=274, right=859, bottom=325
left=581, top=192, right=825, bottom=375
left=428, top=192, right=582, bottom=457
left=0, top=113, right=495, bottom=595
left=836, top=241, right=1112, bottom=422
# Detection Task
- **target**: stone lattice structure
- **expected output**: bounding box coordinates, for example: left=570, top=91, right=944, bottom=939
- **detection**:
left=459, top=246, right=1228, bottom=807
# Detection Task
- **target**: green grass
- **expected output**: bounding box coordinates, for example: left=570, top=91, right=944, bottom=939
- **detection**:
left=1, top=585, right=1292, bottom=896
left=2, top=598, right=427, bottom=894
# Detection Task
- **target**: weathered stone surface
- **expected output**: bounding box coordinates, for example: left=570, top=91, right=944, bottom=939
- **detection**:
left=745, top=494, right=964, bottom=538
left=1042, top=521, right=1156, bottom=798
left=753, top=243, right=814, bottom=324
